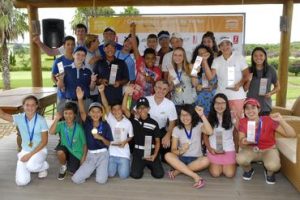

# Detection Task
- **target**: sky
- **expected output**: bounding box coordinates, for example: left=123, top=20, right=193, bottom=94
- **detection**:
left=19, top=4, right=300, bottom=44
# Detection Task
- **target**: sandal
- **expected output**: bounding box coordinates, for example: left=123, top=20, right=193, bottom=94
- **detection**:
left=168, top=170, right=175, bottom=180
left=193, top=179, right=205, bottom=189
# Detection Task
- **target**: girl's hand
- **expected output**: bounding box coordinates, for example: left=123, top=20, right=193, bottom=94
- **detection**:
left=270, top=113, right=283, bottom=122
left=76, top=87, right=84, bottom=100
left=196, top=84, right=202, bottom=92
left=195, top=106, right=204, bottom=117
left=202, top=52, right=210, bottom=61
left=91, top=73, right=98, bottom=83
left=207, top=147, right=216, bottom=155
left=181, top=143, right=190, bottom=153
left=20, top=153, right=32, bottom=162
left=264, top=92, right=272, bottom=99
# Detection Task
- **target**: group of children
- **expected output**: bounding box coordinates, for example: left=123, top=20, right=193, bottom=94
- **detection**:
left=0, top=22, right=296, bottom=188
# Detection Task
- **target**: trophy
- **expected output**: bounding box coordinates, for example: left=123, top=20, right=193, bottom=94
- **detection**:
left=247, top=121, right=256, bottom=143
left=143, top=135, right=152, bottom=158
left=167, top=65, right=180, bottom=86
left=258, top=78, right=268, bottom=96
left=109, top=64, right=118, bottom=85
left=215, top=129, right=224, bottom=154
left=201, top=73, right=209, bottom=89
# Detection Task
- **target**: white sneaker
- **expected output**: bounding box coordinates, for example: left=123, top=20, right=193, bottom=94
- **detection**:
left=38, top=170, right=48, bottom=178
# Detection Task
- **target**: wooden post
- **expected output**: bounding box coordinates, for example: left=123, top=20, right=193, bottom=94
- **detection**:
left=27, top=5, right=43, bottom=87
left=276, top=0, right=293, bottom=107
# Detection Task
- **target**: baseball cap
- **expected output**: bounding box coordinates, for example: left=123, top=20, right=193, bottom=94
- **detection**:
left=218, top=36, right=232, bottom=45
left=103, top=40, right=116, bottom=48
left=136, top=97, right=150, bottom=108
left=103, top=27, right=116, bottom=34
left=88, top=102, right=103, bottom=111
left=243, top=98, right=261, bottom=108
left=73, top=46, right=87, bottom=55
left=170, top=32, right=183, bottom=40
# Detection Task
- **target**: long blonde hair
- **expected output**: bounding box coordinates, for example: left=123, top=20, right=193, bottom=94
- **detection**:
left=171, top=47, right=191, bottom=75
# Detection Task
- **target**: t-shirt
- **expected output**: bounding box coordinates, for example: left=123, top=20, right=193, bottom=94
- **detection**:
left=13, top=113, right=48, bottom=152
left=212, top=52, right=248, bottom=100
left=161, top=50, right=192, bottom=72
left=239, top=116, right=279, bottom=150
left=157, top=47, right=173, bottom=65
left=133, top=56, right=162, bottom=101
left=106, top=113, right=133, bottom=159
left=146, top=96, right=178, bottom=129
left=94, top=57, right=129, bottom=104
left=209, top=125, right=235, bottom=152
left=55, top=121, right=86, bottom=160
left=115, top=50, right=136, bottom=81
left=83, top=116, right=113, bottom=150
left=172, top=123, right=203, bottom=157
left=85, top=50, right=99, bottom=96
left=63, top=63, right=92, bottom=100
left=51, top=55, right=73, bottom=99
left=247, top=65, right=278, bottom=113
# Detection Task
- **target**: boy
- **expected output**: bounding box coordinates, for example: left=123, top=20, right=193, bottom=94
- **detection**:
left=99, top=85, right=134, bottom=179
left=122, top=86, right=164, bottom=179
left=49, top=102, right=87, bottom=180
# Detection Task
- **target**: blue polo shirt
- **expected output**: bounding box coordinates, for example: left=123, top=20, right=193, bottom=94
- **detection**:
left=115, top=50, right=136, bottom=81
left=94, top=57, right=129, bottom=104
left=63, top=63, right=92, bottom=100
left=52, top=55, right=73, bottom=99
left=98, top=43, right=123, bottom=57
left=83, top=116, right=113, bottom=150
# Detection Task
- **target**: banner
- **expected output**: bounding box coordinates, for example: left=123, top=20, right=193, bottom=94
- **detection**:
left=89, top=14, right=245, bottom=54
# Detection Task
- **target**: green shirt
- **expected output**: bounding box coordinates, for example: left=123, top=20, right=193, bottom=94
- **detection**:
left=56, top=121, right=86, bottom=160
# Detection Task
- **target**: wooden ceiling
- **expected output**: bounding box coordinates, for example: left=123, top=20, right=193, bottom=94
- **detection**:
left=13, top=0, right=300, bottom=8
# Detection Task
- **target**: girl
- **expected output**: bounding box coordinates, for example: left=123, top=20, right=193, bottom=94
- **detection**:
left=71, top=87, right=113, bottom=184
left=204, top=93, right=236, bottom=178
left=200, top=31, right=219, bottom=57
left=236, top=98, right=295, bottom=184
left=165, top=104, right=212, bottom=189
left=191, top=44, right=217, bottom=116
left=168, top=47, right=197, bottom=108
left=0, top=95, right=49, bottom=186
left=245, top=47, right=280, bottom=115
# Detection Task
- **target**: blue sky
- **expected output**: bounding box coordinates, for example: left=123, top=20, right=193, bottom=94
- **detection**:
left=20, top=4, right=300, bottom=44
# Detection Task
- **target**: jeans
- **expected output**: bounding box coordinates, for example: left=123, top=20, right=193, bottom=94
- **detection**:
left=108, top=156, right=130, bottom=179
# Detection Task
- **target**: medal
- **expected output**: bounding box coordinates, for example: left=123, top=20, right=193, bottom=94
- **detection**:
left=175, top=85, right=183, bottom=93
left=253, top=146, right=259, bottom=153
left=64, top=122, right=77, bottom=149
left=183, top=126, right=193, bottom=145
left=28, top=141, right=33, bottom=147
left=91, top=128, right=98, bottom=135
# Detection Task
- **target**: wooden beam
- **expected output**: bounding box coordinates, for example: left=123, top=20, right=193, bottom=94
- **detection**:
left=13, top=0, right=300, bottom=8
left=276, top=0, right=293, bottom=107
left=27, top=5, right=43, bottom=87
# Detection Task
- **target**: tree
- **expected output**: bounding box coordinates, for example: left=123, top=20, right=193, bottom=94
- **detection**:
left=120, top=6, right=140, bottom=16
left=71, top=7, right=115, bottom=30
left=0, top=0, right=28, bottom=89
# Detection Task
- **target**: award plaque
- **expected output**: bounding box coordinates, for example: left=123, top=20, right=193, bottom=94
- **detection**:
left=57, top=62, right=64, bottom=74
left=143, top=135, right=152, bottom=158
left=247, top=121, right=256, bottom=143
left=226, top=66, right=235, bottom=89
left=215, top=129, right=224, bottom=154
left=113, top=127, right=122, bottom=143
left=109, top=64, right=118, bottom=85
left=201, top=73, right=209, bottom=89
left=258, top=78, right=268, bottom=96
left=167, top=65, right=180, bottom=85
left=191, top=56, right=202, bottom=77
left=155, top=56, right=160, bottom=66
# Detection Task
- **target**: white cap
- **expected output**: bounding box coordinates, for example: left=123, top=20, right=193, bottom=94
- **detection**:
left=170, top=32, right=183, bottom=40
left=218, top=36, right=232, bottom=45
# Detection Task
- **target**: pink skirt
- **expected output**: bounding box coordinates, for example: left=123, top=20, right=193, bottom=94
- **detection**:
left=207, top=151, right=236, bottom=165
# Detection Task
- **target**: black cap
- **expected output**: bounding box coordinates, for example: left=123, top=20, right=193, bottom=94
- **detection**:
left=136, top=97, right=150, bottom=108
left=73, top=46, right=87, bottom=55
left=103, top=27, right=116, bottom=34
left=103, top=40, right=116, bottom=48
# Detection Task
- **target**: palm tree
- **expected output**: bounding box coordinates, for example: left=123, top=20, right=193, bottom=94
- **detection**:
left=0, top=0, right=28, bottom=89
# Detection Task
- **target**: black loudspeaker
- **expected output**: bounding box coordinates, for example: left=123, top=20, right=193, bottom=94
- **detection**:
left=42, top=19, right=64, bottom=48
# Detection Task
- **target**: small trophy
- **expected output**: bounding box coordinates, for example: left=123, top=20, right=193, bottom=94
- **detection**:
left=113, top=127, right=122, bottom=144
left=57, top=62, right=64, bottom=74
left=167, top=65, right=180, bottom=85
left=109, top=64, right=118, bottom=85
left=143, top=135, right=152, bottom=158
left=201, top=73, right=209, bottom=89
left=247, top=121, right=256, bottom=143
left=258, top=78, right=268, bottom=96
left=226, top=66, right=235, bottom=89
left=191, top=56, right=202, bottom=77
left=155, top=56, right=160, bottom=66
left=215, top=129, right=224, bottom=154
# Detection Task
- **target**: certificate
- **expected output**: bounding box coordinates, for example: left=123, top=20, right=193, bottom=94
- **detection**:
left=57, top=62, right=64, bottom=74
left=215, top=129, right=224, bottom=153
left=259, top=78, right=268, bottom=96
left=144, top=135, right=152, bottom=158
left=191, top=56, right=202, bottom=77
left=226, top=66, right=235, bottom=89
left=109, top=64, right=118, bottom=85
left=247, top=121, right=256, bottom=143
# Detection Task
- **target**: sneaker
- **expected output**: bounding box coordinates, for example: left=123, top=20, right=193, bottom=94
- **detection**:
left=58, top=165, right=67, bottom=180
left=38, top=170, right=48, bottom=178
left=264, top=169, right=276, bottom=184
left=242, top=168, right=255, bottom=180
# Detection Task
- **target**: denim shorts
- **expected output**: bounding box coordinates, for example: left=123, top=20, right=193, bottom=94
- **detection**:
left=179, top=156, right=198, bottom=165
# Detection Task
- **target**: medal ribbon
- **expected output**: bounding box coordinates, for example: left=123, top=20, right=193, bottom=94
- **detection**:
left=183, top=126, right=193, bottom=140
left=255, top=117, right=263, bottom=144
left=25, top=113, right=38, bottom=144
left=64, top=122, right=77, bottom=148
left=176, top=70, right=182, bottom=82
left=97, top=122, right=103, bottom=134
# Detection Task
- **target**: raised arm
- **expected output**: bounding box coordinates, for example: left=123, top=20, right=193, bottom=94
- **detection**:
left=130, top=22, right=140, bottom=59
left=0, top=108, right=13, bottom=123
left=122, top=85, right=133, bottom=118
left=195, top=106, right=213, bottom=135
left=98, top=84, right=110, bottom=114
left=76, top=87, right=87, bottom=121
left=49, top=112, right=62, bottom=135
left=32, top=35, right=61, bottom=56
left=271, top=113, right=296, bottom=138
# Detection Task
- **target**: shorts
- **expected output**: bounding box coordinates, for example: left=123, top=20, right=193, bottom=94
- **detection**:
left=179, top=156, right=198, bottom=165
left=207, top=151, right=236, bottom=165
left=55, top=144, right=80, bottom=173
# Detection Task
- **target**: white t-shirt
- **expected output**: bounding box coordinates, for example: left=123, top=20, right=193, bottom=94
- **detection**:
left=209, top=125, right=235, bottom=152
left=161, top=50, right=192, bottom=72
left=211, top=52, right=248, bottom=100
left=106, top=113, right=133, bottom=159
left=172, top=123, right=203, bottom=157
left=146, top=96, right=177, bottom=129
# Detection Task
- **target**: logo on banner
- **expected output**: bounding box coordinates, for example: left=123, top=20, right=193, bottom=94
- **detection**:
left=233, top=35, right=239, bottom=44
left=193, top=35, right=198, bottom=45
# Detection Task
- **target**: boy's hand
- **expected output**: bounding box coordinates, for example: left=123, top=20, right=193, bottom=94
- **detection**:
left=76, top=87, right=84, bottom=100
left=98, top=84, right=105, bottom=93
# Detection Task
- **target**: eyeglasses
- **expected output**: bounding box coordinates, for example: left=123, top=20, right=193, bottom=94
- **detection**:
left=214, top=101, right=226, bottom=106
